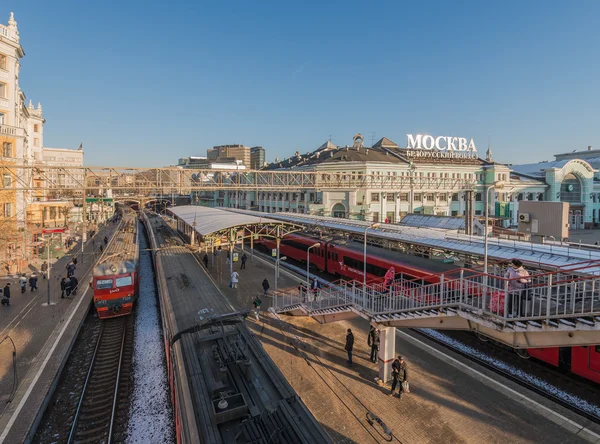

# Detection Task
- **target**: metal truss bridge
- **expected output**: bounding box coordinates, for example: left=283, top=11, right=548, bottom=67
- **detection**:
left=2, top=165, right=477, bottom=193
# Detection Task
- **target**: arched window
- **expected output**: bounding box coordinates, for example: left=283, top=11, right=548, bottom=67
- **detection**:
left=560, top=173, right=582, bottom=203
left=332, top=203, right=346, bottom=218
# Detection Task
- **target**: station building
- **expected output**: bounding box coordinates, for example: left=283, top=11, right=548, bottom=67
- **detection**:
left=205, top=134, right=599, bottom=230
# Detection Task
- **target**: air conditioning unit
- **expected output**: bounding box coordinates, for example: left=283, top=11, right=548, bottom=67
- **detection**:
left=519, top=213, right=530, bottom=223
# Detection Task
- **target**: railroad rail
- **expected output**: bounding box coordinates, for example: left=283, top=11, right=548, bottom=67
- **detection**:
left=67, top=316, right=133, bottom=444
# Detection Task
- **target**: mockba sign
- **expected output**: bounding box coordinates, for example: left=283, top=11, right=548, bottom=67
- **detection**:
left=407, top=134, right=477, bottom=152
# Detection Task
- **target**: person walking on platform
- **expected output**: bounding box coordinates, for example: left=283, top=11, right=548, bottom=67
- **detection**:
left=252, top=295, right=262, bottom=321
left=345, top=328, right=355, bottom=365
left=29, top=274, right=38, bottom=292
left=2, top=283, right=11, bottom=306
left=65, top=277, right=73, bottom=297
left=60, top=278, right=67, bottom=299
left=390, top=355, right=409, bottom=399
left=203, top=254, right=209, bottom=268
left=66, top=261, right=76, bottom=278
left=104, top=236, right=108, bottom=246
left=504, top=259, right=531, bottom=318
left=262, top=278, right=270, bottom=297
left=231, top=270, right=239, bottom=289
left=41, top=261, right=48, bottom=279
left=368, top=326, right=380, bottom=363
left=19, top=274, right=27, bottom=293
left=240, top=253, right=247, bottom=269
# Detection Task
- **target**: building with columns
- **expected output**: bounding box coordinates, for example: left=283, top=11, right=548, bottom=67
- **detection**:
left=1, top=12, right=86, bottom=270
left=207, top=133, right=599, bottom=233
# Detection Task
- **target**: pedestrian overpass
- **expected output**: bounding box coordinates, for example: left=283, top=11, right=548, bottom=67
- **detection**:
left=272, top=260, right=600, bottom=349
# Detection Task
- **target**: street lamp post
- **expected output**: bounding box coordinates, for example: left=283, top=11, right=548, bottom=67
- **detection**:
left=46, top=234, right=52, bottom=306
left=307, top=243, right=321, bottom=299
left=484, top=181, right=505, bottom=275
left=275, top=256, right=287, bottom=291
left=363, top=223, right=380, bottom=288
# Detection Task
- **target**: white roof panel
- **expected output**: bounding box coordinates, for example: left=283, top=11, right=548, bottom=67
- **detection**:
left=169, top=206, right=292, bottom=237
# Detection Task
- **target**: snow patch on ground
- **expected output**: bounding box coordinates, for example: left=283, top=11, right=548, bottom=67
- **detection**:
left=420, top=328, right=600, bottom=418
left=126, top=227, right=174, bottom=443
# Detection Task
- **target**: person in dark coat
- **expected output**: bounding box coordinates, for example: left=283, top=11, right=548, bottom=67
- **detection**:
left=345, top=329, right=355, bottom=365
left=70, top=276, right=79, bottom=295
left=66, top=262, right=76, bottom=278
left=41, top=261, right=48, bottom=279
left=65, top=278, right=73, bottom=297
left=390, top=355, right=409, bottom=398
left=29, top=274, right=38, bottom=292
left=240, top=253, right=247, bottom=269
left=2, top=283, right=11, bottom=306
left=202, top=254, right=209, bottom=268
left=104, top=236, right=108, bottom=246
left=60, top=278, right=67, bottom=299
left=368, top=327, right=380, bottom=363
left=262, top=278, right=270, bottom=296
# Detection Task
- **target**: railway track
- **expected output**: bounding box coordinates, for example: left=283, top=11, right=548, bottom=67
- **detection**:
left=67, top=316, right=134, bottom=444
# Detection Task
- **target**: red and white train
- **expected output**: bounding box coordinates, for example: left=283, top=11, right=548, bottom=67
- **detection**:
left=258, top=233, right=600, bottom=384
left=92, top=207, right=140, bottom=319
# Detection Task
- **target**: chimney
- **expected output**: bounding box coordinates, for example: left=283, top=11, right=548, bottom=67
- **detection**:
left=589, top=146, right=593, bottom=151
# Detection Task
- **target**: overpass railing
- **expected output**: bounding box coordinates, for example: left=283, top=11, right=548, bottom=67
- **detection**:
left=272, top=266, right=600, bottom=324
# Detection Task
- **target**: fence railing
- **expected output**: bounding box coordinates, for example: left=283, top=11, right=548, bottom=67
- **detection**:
left=272, top=267, right=600, bottom=325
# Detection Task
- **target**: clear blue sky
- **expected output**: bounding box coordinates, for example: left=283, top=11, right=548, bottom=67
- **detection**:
left=3, top=1, right=600, bottom=167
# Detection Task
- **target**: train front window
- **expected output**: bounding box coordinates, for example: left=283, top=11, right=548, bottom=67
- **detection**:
left=96, top=279, right=113, bottom=290
left=116, top=276, right=133, bottom=287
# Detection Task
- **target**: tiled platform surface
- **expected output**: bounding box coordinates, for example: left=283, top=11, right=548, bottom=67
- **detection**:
left=0, top=223, right=118, bottom=444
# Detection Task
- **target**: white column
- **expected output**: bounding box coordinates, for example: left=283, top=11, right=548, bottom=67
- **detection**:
left=378, top=326, right=396, bottom=383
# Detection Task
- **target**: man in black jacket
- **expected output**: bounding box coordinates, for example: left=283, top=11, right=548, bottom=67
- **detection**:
left=390, top=355, right=408, bottom=398
left=1, top=283, right=10, bottom=306
left=368, top=328, right=380, bottom=363
left=345, top=329, right=355, bottom=365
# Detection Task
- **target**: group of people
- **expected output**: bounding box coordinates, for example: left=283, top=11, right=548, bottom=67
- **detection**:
left=18, top=273, right=39, bottom=293
left=298, top=277, right=321, bottom=302
left=60, top=276, right=79, bottom=298
left=345, top=327, right=409, bottom=399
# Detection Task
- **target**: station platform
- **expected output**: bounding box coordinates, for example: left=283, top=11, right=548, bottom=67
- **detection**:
left=204, top=250, right=600, bottom=443
left=0, top=223, right=119, bottom=444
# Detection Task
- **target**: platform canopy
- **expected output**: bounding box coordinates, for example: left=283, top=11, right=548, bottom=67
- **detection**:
left=168, top=205, right=304, bottom=245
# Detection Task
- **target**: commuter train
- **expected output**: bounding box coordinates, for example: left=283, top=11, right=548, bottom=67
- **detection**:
left=92, top=207, right=140, bottom=319
left=258, top=233, right=600, bottom=385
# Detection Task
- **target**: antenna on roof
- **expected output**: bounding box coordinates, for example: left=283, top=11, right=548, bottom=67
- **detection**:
left=370, top=132, right=376, bottom=146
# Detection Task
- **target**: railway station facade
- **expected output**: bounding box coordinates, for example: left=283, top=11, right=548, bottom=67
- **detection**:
left=198, top=134, right=600, bottom=229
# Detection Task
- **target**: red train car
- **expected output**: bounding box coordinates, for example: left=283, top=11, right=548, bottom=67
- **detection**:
left=92, top=209, right=140, bottom=319
left=259, top=232, right=600, bottom=385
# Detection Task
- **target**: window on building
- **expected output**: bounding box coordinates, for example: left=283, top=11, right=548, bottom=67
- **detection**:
left=2, top=142, right=11, bottom=157
left=3, top=174, right=11, bottom=187
left=0, top=54, right=6, bottom=71
left=372, top=212, right=379, bottom=223
left=0, top=112, right=5, bottom=125
left=451, top=210, right=458, bottom=216
left=399, top=193, right=409, bottom=201
left=439, top=193, right=447, bottom=202
left=3, top=203, right=12, bottom=217
left=34, top=138, right=40, bottom=147
left=475, top=193, right=482, bottom=201
left=0, top=82, right=6, bottom=98
left=425, top=193, right=435, bottom=201
left=371, top=193, right=379, bottom=202
left=527, top=193, right=533, bottom=200
left=34, top=124, right=39, bottom=133
left=452, top=193, right=459, bottom=202
left=518, top=193, right=523, bottom=201
left=413, top=193, right=422, bottom=201
left=386, top=193, right=395, bottom=201
left=475, top=210, right=482, bottom=216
